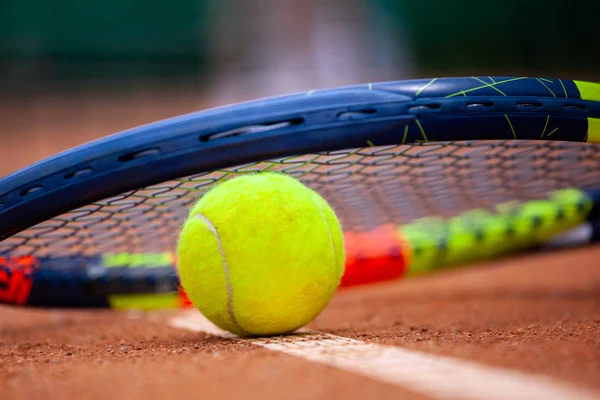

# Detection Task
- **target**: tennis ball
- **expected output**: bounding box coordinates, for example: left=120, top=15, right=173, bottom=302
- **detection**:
left=176, top=172, right=345, bottom=337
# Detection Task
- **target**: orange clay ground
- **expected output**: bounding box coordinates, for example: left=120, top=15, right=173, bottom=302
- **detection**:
left=1, top=245, right=599, bottom=400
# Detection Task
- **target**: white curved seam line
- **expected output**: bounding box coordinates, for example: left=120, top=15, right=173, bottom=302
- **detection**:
left=195, top=213, right=246, bottom=335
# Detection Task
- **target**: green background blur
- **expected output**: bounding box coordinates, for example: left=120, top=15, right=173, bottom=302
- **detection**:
left=2, top=0, right=599, bottom=87
left=377, top=0, right=600, bottom=74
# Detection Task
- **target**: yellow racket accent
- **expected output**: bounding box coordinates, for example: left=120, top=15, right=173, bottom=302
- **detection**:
left=573, top=81, right=600, bottom=143
left=102, top=252, right=174, bottom=268
left=400, top=188, right=593, bottom=276
left=108, top=292, right=182, bottom=310
left=587, top=118, right=600, bottom=143
left=575, top=80, right=600, bottom=101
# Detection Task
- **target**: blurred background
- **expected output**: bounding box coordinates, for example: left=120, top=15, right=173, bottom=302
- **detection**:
left=1, top=0, right=600, bottom=176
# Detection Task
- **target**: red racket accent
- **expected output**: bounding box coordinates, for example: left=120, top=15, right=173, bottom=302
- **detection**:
left=0, top=255, right=38, bottom=305
left=340, top=225, right=410, bottom=287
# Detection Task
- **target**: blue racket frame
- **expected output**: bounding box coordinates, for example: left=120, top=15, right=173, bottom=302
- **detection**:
left=1, top=76, right=599, bottom=241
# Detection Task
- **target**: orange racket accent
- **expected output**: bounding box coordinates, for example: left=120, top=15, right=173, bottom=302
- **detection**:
left=178, top=285, right=193, bottom=308
left=340, top=224, right=410, bottom=287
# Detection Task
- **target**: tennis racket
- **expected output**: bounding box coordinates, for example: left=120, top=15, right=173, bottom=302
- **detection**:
left=1, top=76, right=600, bottom=309
left=2, top=187, right=599, bottom=309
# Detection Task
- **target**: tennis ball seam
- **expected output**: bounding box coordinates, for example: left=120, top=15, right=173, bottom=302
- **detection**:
left=195, top=212, right=249, bottom=336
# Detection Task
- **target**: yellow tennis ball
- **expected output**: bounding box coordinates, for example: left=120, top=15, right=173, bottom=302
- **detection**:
left=176, top=172, right=345, bottom=337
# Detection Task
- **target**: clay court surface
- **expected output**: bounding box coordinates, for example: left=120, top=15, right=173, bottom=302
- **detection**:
left=1, top=90, right=600, bottom=399
left=2, top=245, right=599, bottom=400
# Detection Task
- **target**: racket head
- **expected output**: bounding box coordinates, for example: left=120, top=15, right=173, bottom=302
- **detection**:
left=2, top=76, right=600, bottom=241
left=1, top=76, right=600, bottom=308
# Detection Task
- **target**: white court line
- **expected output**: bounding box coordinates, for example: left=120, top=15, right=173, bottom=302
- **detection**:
left=171, top=311, right=600, bottom=400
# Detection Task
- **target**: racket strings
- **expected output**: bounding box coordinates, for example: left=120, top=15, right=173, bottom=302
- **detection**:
left=2, top=140, right=600, bottom=258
